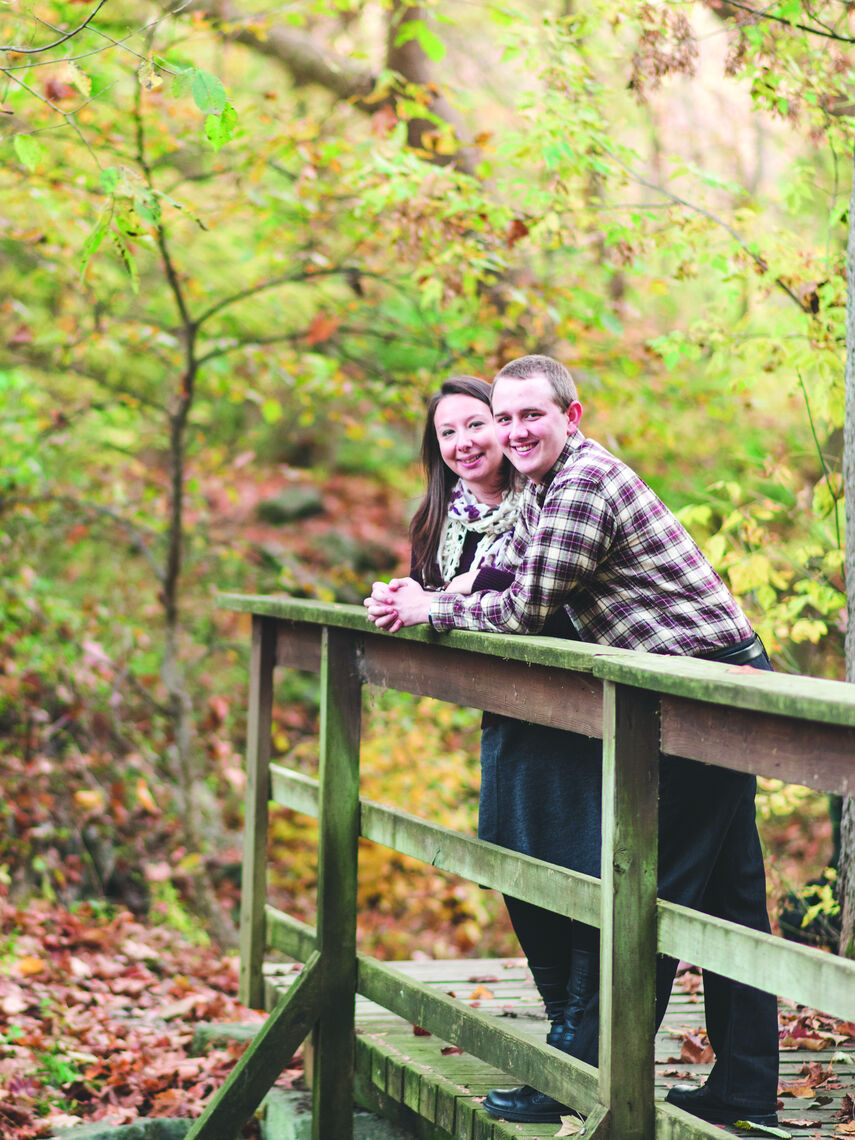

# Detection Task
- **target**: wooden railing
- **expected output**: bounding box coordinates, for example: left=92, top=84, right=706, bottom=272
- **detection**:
left=186, top=595, right=855, bottom=1140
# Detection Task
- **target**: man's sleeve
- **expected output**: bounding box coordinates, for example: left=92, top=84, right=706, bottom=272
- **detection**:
left=430, top=474, right=615, bottom=634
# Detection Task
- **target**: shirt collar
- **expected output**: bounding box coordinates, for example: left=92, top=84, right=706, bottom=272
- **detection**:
left=537, top=430, right=585, bottom=493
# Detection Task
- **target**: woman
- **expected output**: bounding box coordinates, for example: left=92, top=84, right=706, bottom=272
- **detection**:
left=367, top=375, right=601, bottom=1126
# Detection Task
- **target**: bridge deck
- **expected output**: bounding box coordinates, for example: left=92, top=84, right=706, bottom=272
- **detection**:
left=265, top=955, right=854, bottom=1139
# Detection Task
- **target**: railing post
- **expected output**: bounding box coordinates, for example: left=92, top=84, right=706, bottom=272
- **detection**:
left=239, top=615, right=276, bottom=1008
left=312, top=627, right=363, bottom=1140
left=598, top=680, right=660, bottom=1139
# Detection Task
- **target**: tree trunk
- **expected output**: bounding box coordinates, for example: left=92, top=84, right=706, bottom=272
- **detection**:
left=839, top=146, right=855, bottom=958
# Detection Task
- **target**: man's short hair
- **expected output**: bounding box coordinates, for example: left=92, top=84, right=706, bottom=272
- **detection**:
left=493, top=354, right=578, bottom=411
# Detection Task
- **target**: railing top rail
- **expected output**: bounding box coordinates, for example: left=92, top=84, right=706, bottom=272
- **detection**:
left=218, top=593, right=855, bottom=728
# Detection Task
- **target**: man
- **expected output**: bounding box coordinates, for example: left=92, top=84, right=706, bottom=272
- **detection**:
left=366, top=355, right=780, bottom=1130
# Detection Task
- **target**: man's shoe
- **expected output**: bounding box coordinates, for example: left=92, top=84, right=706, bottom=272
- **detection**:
left=482, top=1084, right=570, bottom=1123
left=666, top=1083, right=780, bottom=1128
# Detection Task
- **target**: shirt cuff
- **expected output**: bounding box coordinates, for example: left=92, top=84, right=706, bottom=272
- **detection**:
left=429, top=592, right=457, bottom=632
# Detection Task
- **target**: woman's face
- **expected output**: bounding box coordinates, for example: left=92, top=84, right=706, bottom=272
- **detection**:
left=434, top=393, right=505, bottom=500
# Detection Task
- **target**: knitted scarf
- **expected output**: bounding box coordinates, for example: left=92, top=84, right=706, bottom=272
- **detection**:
left=437, top=479, right=521, bottom=583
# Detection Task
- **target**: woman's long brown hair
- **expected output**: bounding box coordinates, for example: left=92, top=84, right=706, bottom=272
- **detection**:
left=409, top=375, right=513, bottom=588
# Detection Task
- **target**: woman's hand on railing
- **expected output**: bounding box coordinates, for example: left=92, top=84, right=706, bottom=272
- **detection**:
left=364, top=578, right=432, bottom=631
left=445, top=569, right=478, bottom=595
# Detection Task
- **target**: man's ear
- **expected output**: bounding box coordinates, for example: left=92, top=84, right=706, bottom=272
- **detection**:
left=567, top=401, right=583, bottom=434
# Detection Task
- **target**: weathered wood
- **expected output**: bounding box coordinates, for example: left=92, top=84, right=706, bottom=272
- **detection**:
left=360, top=635, right=604, bottom=737
left=185, top=952, right=322, bottom=1140
left=219, top=593, right=602, bottom=673
left=356, top=955, right=599, bottom=1114
left=267, top=768, right=601, bottom=925
left=268, top=763, right=320, bottom=816
left=658, top=901, right=855, bottom=1020
left=275, top=620, right=322, bottom=672
left=311, top=627, right=363, bottom=1140
left=598, top=682, right=659, bottom=1140
left=265, top=905, right=316, bottom=961
left=660, top=696, right=855, bottom=795
left=654, top=1103, right=727, bottom=1140
left=360, top=799, right=601, bottom=927
left=220, top=593, right=855, bottom=727
left=595, top=647, right=855, bottom=727
left=238, top=615, right=276, bottom=1009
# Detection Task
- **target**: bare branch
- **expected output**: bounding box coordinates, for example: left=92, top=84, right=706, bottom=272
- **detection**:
left=167, top=0, right=375, bottom=103
left=1, top=0, right=111, bottom=54
left=623, top=163, right=811, bottom=312
left=706, top=0, right=855, bottom=42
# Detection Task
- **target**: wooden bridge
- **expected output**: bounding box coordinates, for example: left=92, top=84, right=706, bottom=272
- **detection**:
left=186, top=596, right=855, bottom=1140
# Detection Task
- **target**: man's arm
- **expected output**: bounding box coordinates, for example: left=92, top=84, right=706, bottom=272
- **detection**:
left=430, top=473, right=615, bottom=634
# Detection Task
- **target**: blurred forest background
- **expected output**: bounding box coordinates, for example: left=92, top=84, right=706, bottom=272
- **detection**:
left=2, top=0, right=852, bottom=980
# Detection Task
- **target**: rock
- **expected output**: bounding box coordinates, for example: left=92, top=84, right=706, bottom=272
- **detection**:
left=190, top=1020, right=262, bottom=1055
left=257, top=487, right=324, bottom=524
left=50, top=1120, right=192, bottom=1139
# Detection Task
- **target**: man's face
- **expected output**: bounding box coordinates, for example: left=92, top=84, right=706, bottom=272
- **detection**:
left=491, top=374, right=582, bottom=484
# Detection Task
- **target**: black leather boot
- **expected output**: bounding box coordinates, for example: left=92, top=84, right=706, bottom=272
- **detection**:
left=482, top=962, right=574, bottom=1124
left=529, top=962, right=570, bottom=1035
left=547, top=947, right=597, bottom=1052
left=665, top=1084, right=780, bottom=1128
left=482, top=1084, right=570, bottom=1123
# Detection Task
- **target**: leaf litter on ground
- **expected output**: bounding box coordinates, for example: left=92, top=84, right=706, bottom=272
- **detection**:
left=0, top=892, right=297, bottom=1139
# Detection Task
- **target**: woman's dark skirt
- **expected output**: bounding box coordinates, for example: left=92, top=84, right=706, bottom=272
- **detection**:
left=479, top=717, right=602, bottom=877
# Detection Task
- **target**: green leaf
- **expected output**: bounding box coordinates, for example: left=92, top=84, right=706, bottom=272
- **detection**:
left=260, top=398, right=282, bottom=424
left=394, top=19, right=446, bottom=61
left=133, top=190, right=162, bottom=227
left=171, top=67, right=194, bottom=99
left=13, top=135, right=46, bottom=172
left=110, top=229, right=140, bottom=294
left=191, top=69, right=227, bottom=115
left=100, top=166, right=121, bottom=194
left=79, top=220, right=108, bottom=280
left=205, top=102, right=238, bottom=151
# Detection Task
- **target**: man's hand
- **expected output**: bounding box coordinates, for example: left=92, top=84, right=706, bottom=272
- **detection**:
left=363, top=577, right=433, bottom=631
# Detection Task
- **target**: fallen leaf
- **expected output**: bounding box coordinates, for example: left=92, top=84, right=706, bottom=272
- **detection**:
left=17, top=956, right=46, bottom=978
left=678, top=1031, right=714, bottom=1065
left=468, top=984, right=494, bottom=1001
left=440, top=1045, right=463, bottom=1055
left=412, top=1025, right=430, bottom=1036
left=556, top=1113, right=585, bottom=1136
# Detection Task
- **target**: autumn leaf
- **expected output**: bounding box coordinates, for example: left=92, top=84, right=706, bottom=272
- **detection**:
left=305, top=313, right=339, bottom=345
left=467, top=983, right=494, bottom=1001
left=556, top=1113, right=585, bottom=1136
left=16, top=956, right=45, bottom=978
left=677, top=1031, right=714, bottom=1065
left=74, top=788, right=106, bottom=812
left=506, top=217, right=529, bottom=248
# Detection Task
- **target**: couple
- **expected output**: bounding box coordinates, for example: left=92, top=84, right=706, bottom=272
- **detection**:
left=364, top=355, right=780, bottom=1131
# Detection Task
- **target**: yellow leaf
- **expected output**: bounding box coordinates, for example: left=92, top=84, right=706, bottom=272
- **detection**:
left=17, top=956, right=46, bottom=977
left=136, top=778, right=158, bottom=814
left=556, top=1114, right=585, bottom=1136
left=74, top=788, right=105, bottom=812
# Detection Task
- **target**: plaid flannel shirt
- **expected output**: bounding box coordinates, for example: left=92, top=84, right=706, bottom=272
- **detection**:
left=429, top=433, right=753, bottom=656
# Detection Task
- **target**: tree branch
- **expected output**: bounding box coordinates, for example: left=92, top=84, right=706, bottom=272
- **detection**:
left=1, top=0, right=111, bottom=54
left=706, top=0, right=855, bottom=42
left=622, top=162, right=811, bottom=312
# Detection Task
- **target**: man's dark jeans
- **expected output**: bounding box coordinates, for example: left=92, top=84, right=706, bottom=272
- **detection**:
left=568, top=658, right=779, bottom=1111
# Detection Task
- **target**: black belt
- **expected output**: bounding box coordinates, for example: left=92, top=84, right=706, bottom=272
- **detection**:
left=699, top=633, right=768, bottom=667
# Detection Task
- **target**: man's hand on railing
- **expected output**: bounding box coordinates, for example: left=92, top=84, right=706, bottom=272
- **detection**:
left=364, top=577, right=432, bottom=631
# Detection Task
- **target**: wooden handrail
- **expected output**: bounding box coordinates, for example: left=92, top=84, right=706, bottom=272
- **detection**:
left=185, top=596, right=855, bottom=1140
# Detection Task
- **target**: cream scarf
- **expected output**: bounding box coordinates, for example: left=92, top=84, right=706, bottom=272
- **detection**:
left=437, top=479, right=521, bottom=583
